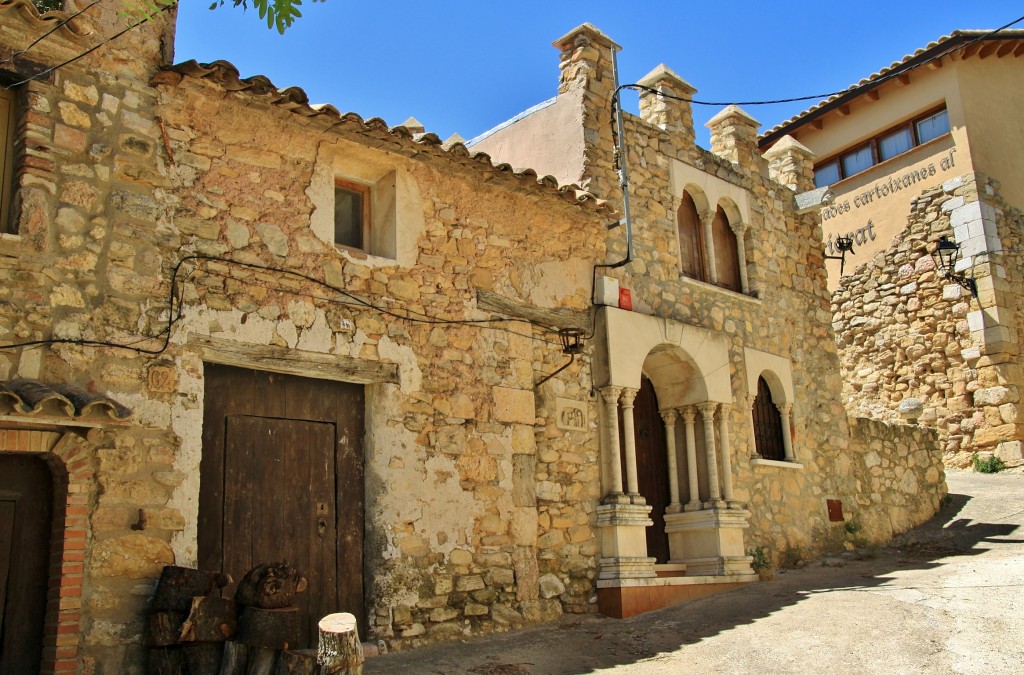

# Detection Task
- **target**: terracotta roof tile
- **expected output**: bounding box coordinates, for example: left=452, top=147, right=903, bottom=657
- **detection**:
left=0, top=0, right=91, bottom=39
left=760, top=29, right=1024, bottom=144
left=156, top=60, right=611, bottom=212
left=0, top=378, right=132, bottom=421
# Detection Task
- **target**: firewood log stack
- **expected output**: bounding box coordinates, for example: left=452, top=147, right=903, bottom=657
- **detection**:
left=230, top=562, right=315, bottom=674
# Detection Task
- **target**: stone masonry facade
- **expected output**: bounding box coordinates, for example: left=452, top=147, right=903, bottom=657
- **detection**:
left=832, top=172, right=1024, bottom=468
left=0, top=7, right=949, bottom=673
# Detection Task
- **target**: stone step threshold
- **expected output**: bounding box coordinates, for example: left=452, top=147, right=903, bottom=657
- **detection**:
left=595, top=573, right=758, bottom=619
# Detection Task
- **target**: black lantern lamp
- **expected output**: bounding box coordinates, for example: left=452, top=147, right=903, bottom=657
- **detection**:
left=824, top=235, right=856, bottom=274
left=536, top=328, right=587, bottom=386
left=931, top=235, right=978, bottom=298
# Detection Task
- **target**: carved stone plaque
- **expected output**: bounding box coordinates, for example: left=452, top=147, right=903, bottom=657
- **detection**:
left=147, top=365, right=177, bottom=393
left=555, top=398, right=587, bottom=432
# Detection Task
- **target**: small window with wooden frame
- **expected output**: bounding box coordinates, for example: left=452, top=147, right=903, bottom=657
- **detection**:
left=333, top=178, right=371, bottom=250
left=677, top=191, right=707, bottom=281
left=812, top=104, right=950, bottom=188
left=0, top=87, right=17, bottom=234
left=752, top=376, right=786, bottom=461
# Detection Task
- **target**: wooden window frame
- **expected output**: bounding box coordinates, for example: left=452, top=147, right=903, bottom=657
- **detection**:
left=333, top=178, right=371, bottom=251
left=1, top=87, right=17, bottom=235
left=812, top=104, right=949, bottom=187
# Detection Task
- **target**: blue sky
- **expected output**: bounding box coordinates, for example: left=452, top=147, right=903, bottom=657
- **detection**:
left=174, top=1, right=1023, bottom=148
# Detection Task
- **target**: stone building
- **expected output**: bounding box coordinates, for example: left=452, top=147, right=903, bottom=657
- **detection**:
left=760, top=30, right=1024, bottom=467
left=474, top=23, right=945, bottom=618
left=0, top=5, right=946, bottom=674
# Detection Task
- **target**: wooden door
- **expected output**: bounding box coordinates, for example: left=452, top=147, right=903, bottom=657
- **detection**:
left=712, top=206, right=742, bottom=291
left=199, top=365, right=365, bottom=645
left=622, top=377, right=671, bottom=564
left=0, top=454, right=54, bottom=675
left=677, top=192, right=707, bottom=281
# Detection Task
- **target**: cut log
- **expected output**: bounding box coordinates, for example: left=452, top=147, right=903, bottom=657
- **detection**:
left=235, top=562, right=308, bottom=609
left=182, top=642, right=223, bottom=674
left=275, top=649, right=319, bottom=675
left=146, top=611, right=185, bottom=647
left=317, top=613, right=363, bottom=675
left=147, top=647, right=186, bottom=675
left=178, top=596, right=237, bottom=642
left=247, top=648, right=278, bottom=675
left=219, top=641, right=249, bottom=675
left=237, top=606, right=301, bottom=650
left=152, top=565, right=232, bottom=612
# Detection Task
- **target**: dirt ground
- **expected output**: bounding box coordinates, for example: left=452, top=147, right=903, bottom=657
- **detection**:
left=365, top=470, right=1024, bottom=674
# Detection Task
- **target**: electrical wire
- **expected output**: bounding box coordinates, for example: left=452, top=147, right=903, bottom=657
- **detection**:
left=0, top=0, right=103, bottom=68
left=0, top=254, right=574, bottom=355
left=3, top=0, right=178, bottom=90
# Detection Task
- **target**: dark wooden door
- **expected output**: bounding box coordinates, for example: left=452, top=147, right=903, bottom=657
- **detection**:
left=623, top=377, right=671, bottom=564
left=677, top=192, right=707, bottom=281
left=752, top=377, right=785, bottom=461
left=0, top=454, right=54, bottom=675
left=712, top=206, right=742, bottom=291
left=199, top=365, right=365, bottom=645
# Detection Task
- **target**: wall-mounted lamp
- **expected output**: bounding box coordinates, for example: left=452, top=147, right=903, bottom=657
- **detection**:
left=824, top=236, right=855, bottom=274
left=931, top=235, right=977, bottom=298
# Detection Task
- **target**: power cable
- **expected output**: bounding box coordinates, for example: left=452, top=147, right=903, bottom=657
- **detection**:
left=0, top=0, right=103, bottom=68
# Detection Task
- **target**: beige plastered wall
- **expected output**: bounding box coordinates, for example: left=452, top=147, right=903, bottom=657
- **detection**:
left=469, top=89, right=587, bottom=188
left=790, top=64, right=975, bottom=290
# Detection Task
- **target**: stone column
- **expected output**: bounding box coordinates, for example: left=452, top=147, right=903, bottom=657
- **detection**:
left=698, top=402, right=725, bottom=508
left=600, top=386, right=626, bottom=502
left=729, top=221, right=750, bottom=294
left=620, top=388, right=642, bottom=502
left=777, top=402, right=795, bottom=461
left=717, top=403, right=737, bottom=507
left=701, top=210, right=718, bottom=285
left=660, top=408, right=682, bottom=513
left=682, top=406, right=701, bottom=511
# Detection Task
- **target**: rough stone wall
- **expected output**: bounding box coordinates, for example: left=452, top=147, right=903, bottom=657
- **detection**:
left=556, top=25, right=944, bottom=568
left=838, top=417, right=946, bottom=545
left=832, top=173, right=1024, bottom=467
left=0, top=6, right=610, bottom=670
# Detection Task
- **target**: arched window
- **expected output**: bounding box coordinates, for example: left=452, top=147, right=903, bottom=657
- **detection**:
left=677, top=191, right=707, bottom=282
left=711, top=206, right=742, bottom=292
left=752, top=376, right=785, bottom=461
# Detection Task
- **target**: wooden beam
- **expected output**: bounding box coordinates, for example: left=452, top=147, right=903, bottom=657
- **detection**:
left=1014, top=41, right=1024, bottom=57
left=961, top=43, right=982, bottom=59
left=977, top=42, right=1000, bottom=60
left=996, top=41, right=1016, bottom=57
left=895, top=73, right=911, bottom=86
left=811, top=119, right=824, bottom=130
left=926, top=58, right=943, bottom=70
left=190, top=334, right=400, bottom=384
left=866, top=89, right=880, bottom=101
left=476, top=290, right=589, bottom=331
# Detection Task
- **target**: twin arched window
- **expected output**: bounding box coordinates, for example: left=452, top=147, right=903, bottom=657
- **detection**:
left=677, top=192, right=743, bottom=292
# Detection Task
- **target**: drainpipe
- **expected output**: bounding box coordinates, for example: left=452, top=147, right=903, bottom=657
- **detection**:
left=600, top=42, right=633, bottom=270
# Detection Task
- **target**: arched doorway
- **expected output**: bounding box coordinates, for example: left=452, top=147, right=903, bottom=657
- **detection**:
left=0, top=454, right=54, bottom=674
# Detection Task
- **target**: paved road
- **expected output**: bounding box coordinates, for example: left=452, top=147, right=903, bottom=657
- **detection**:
left=366, top=470, right=1024, bottom=674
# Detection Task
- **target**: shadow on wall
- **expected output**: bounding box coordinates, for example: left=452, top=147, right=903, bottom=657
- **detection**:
left=364, top=490, right=1019, bottom=674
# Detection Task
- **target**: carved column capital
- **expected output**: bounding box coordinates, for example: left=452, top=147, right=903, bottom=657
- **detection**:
left=729, top=220, right=748, bottom=236
left=680, top=406, right=697, bottom=424
left=620, top=387, right=638, bottom=407
left=600, top=386, right=623, bottom=406
left=696, top=401, right=719, bottom=419
left=659, top=408, right=678, bottom=425
left=776, top=402, right=793, bottom=416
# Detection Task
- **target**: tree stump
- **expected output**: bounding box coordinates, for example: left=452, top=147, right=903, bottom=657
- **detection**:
left=146, top=647, right=185, bottom=675
left=247, top=648, right=278, bottom=675
left=179, top=596, right=237, bottom=642
left=317, top=613, right=363, bottom=675
left=237, top=606, right=301, bottom=650
left=152, top=566, right=232, bottom=612
left=275, top=649, right=319, bottom=675
left=182, top=642, right=224, bottom=674
left=219, top=641, right=249, bottom=675
left=146, top=611, right=185, bottom=647
left=235, top=562, right=308, bottom=609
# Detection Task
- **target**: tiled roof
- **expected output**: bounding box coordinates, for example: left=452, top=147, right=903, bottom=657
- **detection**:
left=0, top=0, right=90, bottom=40
left=0, top=379, right=132, bottom=421
left=760, top=29, right=1024, bottom=145
left=155, top=61, right=611, bottom=212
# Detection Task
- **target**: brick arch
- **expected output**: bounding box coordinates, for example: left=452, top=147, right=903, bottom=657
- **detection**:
left=0, top=428, right=94, bottom=675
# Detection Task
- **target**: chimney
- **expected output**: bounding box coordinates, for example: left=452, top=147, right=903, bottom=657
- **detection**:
left=707, top=105, right=762, bottom=174
left=763, top=135, right=817, bottom=193
left=637, top=64, right=697, bottom=147
left=552, top=23, right=620, bottom=97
